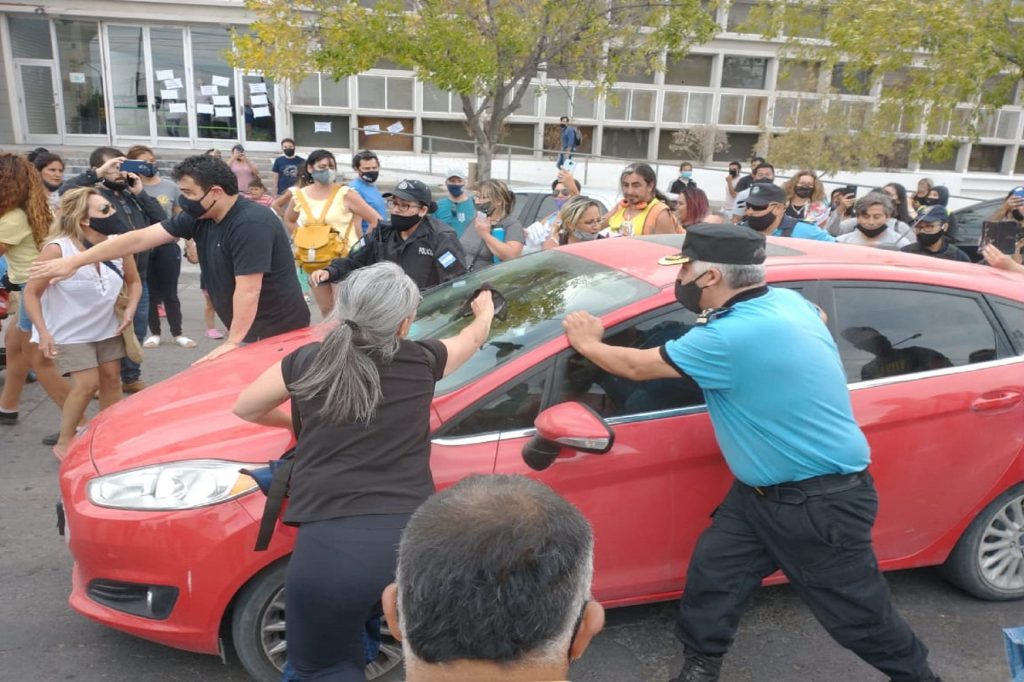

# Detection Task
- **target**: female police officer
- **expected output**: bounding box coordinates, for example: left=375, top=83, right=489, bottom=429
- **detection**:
left=562, top=225, right=940, bottom=682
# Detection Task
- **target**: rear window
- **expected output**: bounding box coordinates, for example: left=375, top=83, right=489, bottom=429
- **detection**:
left=410, top=251, right=659, bottom=392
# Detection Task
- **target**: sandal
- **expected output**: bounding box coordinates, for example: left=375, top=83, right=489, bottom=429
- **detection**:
left=173, top=335, right=197, bottom=348
left=143, top=335, right=161, bottom=348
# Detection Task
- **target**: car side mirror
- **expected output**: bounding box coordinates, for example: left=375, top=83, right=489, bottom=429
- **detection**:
left=521, top=402, right=615, bottom=471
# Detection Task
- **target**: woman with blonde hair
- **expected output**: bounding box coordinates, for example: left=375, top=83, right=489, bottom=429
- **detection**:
left=463, top=179, right=525, bottom=269
left=23, top=187, right=141, bottom=458
left=0, top=152, right=69, bottom=435
left=782, top=170, right=829, bottom=228
left=542, top=195, right=609, bottom=249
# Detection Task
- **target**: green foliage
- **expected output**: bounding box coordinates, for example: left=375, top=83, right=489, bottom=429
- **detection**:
left=749, top=0, right=1024, bottom=171
left=233, top=0, right=718, bottom=178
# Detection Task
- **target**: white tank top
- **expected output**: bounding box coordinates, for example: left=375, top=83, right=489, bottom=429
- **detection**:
left=31, top=236, right=123, bottom=345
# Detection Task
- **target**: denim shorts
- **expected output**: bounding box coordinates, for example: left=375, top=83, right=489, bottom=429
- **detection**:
left=15, top=292, right=32, bottom=333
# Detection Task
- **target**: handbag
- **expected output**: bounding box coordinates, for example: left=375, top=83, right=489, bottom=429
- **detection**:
left=96, top=258, right=143, bottom=364
left=241, top=399, right=302, bottom=551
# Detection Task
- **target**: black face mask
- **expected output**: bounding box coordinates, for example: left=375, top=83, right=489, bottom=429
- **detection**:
left=282, top=148, right=296, bottom=157
left=856, top=223, right=888, bottom=238
left=744, top=211, right=776, bottom=232
left=560, top=123, right=567, bottom=129
left=360, top=171, right=379, bottom=184
left=103, top=178, right=129, bottom=192
left=476, top=201, right=495, bottom=217
left=43, top=180, right=62, bottom=192
left=391, top=213, right=422, bottom=231
left=177, top=190, right=213, bottom=219
left=916, top=230, right=945, bottom=247
left=794, top=186, right=813, bottom=199
left=89, top=215, right=126, bottom=236
left=675, top=272, right=710, bottom=315
left=918, top=197, right=938, bottom=206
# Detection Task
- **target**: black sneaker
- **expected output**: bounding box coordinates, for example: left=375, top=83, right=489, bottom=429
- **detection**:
left=670, top=654, right=723, bottom=682
left=41, top=432, right=59, bottom=446
left=0, top=410, right=17, bottom=425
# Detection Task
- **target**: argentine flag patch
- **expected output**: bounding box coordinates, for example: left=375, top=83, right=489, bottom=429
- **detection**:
left=438, top=251, right=457, bottom=269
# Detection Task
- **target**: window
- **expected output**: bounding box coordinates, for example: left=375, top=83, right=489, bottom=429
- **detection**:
left=662, top=91, right=712, bottom=124
left=552, top=306, right=704, bottom=418
left=664, top=54, right=714, bottom=87
left=777, top=60, right=820, bottom=93
left=832, top=286, right=1000, bottom=383
left=443, top=369, right=550, bottom=437
left=56, top=20, right=107, bottom=135
left=358, top=75, right=412, bottom=110
left=9, top=16, right=52, bottom=59
left=715, top=132, right=758, bottom=161
left=718, top=94, right=766, bottom=126
left=968, top=145, right=1006, bottom=173
left=991, top=298, right=1024, bottom=354
left=831, top=64, right=871, bottom=96
left=721, top=56, right=767, bottom=90
left=604, top=88, right=655, bottom=122
left=726, top=0, right=756, bottom=32
left=602, top=127, right=650, bottom=158
left=292, top=74, right=320, bottom=106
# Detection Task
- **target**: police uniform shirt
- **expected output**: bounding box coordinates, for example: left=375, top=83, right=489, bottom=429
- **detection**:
left=659, top=287, right=870, bottom=487
left=162, top=199, right=310, bottom=342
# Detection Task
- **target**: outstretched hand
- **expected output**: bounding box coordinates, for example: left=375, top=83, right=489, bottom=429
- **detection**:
left=563, top=311, right=605, bottom=350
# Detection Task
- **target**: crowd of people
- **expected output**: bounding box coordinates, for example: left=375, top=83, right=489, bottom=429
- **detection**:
left=5, top=138, right=1024, bottom=682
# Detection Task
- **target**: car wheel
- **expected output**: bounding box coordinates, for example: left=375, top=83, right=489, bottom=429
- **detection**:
left=230, top=560, right=404, bottom=681
left=942, top=483, right=1024, bottom=600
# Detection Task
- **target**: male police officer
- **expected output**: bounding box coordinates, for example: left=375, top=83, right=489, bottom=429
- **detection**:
left=562, top=225, right=939, bottom=682
left=310, top=179, right=468, bottom=291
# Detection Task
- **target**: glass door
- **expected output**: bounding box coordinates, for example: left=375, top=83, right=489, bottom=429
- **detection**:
left=239, top=72, right=280, bottom=149
left=14, top=61, right=63, bottom=144
left=149, top=26, right=190, bottom=144
left=190, top=26, right=239, bottom=145
left=106, top=24, right=152, bottom=142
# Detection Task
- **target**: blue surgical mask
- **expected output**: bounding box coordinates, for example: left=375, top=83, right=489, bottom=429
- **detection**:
left=447, top=184, right=464, bottom=197
left=681, top=171, right=693, bottom=179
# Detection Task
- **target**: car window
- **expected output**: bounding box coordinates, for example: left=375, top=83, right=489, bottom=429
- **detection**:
left=832, top=286, right=1000, bottom=383
left=553, top=306, right=705, bottom=418
left=990, top=297, right=1024, bottom=354
left=953, top=199, right=1001, bottom=244
left=512, top=193, right=535, bottom=226
left=443, top=368, right=549, bottom=437
left=409, top=250, right=659, bottom=393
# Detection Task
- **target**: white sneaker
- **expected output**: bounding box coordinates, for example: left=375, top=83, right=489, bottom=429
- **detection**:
left=173, top=335, right=197, bottom=348
left=143, top=335, right=161, bottom=348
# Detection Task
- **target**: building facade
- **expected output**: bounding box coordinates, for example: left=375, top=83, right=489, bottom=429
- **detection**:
left=3, top=0, right=1023, bottom=179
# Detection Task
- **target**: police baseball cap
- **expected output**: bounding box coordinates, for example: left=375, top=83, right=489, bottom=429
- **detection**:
left=659, top=223, right=767, bottom=266
left=744, top=182, right=787, bottom=208
left=913, top=205, right=949, bottom=225
left=384, top=179, right=432, bottom=206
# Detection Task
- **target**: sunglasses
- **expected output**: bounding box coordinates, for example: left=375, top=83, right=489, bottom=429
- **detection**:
left=553, top=189, right=571, bottom=197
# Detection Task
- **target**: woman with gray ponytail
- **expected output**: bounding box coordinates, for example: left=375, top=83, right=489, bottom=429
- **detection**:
left=233, top=261, right=494, bottom=681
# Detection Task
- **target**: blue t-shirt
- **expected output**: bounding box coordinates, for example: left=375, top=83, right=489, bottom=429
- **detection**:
left=350, top=177, right=386, bottom=235
left=661, top=287, right=869, bottom=486
left=434, top=197, right=476, bottom=238
left=271, top=155, right=304, bottom=195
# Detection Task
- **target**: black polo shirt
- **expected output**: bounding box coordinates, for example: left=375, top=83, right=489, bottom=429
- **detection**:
left=280, top=338, right=448, bottom=524
left=162, top=198, right=309, bottom=342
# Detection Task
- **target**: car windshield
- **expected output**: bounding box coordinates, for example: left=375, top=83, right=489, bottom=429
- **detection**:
left=409, top=250, right=659, bottom=393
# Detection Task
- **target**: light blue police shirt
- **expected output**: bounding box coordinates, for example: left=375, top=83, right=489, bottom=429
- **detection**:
left=660, top=287, right=870, bottom=486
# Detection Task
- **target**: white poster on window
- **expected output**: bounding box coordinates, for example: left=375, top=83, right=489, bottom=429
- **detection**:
left=364, top=124, right=380, bottom=135
left=253, top=107, right=271, bottom=118
left=163, top=78, right=183, bottom=89
left=212, top=95, right=231, bottom=106
left=69, top=72, right=86, bottom=84
left=197, top=103, right=215, bottom=114
left=160, top=89, right=179, bottom=100
left=387, top=121, right=404, bottom=135
left=314, top=121, right=332, bottom=133
left=200, top=85, right=219, bottom=96
left=251, top=94, right=269, bottom=106
left=168, top=102, right=188, bottom=113
left=155, top=69, right=175, bottom=81
left=214, top=106, right=233, bottom=118
left=248, top=82, right=267, bottom=94
left=211, top=75, right=231, bottom=88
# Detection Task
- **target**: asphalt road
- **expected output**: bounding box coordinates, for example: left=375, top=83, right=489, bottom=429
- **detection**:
left=1, top=271, right=1021, bottom=682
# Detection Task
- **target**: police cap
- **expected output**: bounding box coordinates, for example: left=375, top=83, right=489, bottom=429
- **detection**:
left=659, top=223, right=767, bottom=266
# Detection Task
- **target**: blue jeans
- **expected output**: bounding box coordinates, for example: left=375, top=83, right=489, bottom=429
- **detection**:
left=120, top=282, right=148, bottom=383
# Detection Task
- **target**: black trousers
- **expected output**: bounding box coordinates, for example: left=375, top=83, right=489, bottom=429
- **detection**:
left=147, top=243, right=183, bottom=337
left=677, top=473, right=935, bottom=682
left=284, top=513, right=410, bottom=681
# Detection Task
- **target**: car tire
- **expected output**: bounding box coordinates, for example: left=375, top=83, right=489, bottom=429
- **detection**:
left=230, top=560, right=404, bottom=681
left=941, top=483, right=1024, bottom=601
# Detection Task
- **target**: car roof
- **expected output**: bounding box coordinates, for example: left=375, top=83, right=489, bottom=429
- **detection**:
left=558, top=234, right=1024, bottom=301
left=514, top=185, right=620, bottom=204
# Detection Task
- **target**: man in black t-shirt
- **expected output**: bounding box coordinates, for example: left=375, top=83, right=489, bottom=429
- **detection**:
left=900, top=206, right=970, bottom=262
left=733, top=156, right=766, bottom=195
left=30, top=155, right=309, bottom=363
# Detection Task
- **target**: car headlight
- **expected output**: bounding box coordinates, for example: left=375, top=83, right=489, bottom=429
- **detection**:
left=87, top=460, right=259, bottom=511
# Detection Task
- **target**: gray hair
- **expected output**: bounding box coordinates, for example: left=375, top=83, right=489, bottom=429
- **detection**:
left=692, top=259, right=765, bottom=289
left=855, top=191, right=893, bottom=217
left=396, top=474, right=594, bottom=666
left=290, top=262, right=420, bottom=424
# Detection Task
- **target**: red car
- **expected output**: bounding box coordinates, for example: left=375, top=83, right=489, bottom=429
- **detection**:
left=59, top=236, right=1024, bottom=681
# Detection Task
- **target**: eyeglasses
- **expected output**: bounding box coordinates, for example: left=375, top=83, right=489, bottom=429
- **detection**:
left=98, top=203, right=113, bottom=215
left=553, top=189, right=570, bottom=197
left=386, top=199, right=421, bottom=213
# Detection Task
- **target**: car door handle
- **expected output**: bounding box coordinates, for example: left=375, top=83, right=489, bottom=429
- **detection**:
left=971, top=390, right=1024, bottom=412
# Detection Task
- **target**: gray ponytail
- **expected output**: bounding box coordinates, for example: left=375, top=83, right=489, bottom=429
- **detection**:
left=290, top=262, right=421, bottom=424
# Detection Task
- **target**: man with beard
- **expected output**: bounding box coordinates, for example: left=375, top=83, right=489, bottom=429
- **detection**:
left=900, top=206, right=969, bottom=262
left=836, top=193, right=913, bottom=248
left=350, top=150, right=387, bottom=235
left=60, top=147, right=167, bottom=393
left=604, top=163, right=679, bottom=236
left=741, top=183, right=835, bottom=241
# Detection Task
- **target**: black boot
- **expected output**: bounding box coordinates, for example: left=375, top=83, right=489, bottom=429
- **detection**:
left=669, top=652, right=723, bottom=682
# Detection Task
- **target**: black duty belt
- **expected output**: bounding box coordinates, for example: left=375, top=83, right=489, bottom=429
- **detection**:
left=751, top=470, right=869, bottom=504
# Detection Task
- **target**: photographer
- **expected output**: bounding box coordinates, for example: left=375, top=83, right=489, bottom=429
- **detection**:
left=981, top=188, right=1024, bottom=272
left=61, top=147, right=167, bottom=393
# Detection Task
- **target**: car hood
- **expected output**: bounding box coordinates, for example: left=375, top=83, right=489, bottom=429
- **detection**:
left=89, top=328, right=315, bottom=475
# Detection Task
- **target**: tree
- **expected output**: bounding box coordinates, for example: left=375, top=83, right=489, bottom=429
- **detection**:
left=668, top=125, right=729, bottom=164
left=749, top=0, right=1024, bottom=172
left=231, top=0, right=718, bottom=180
